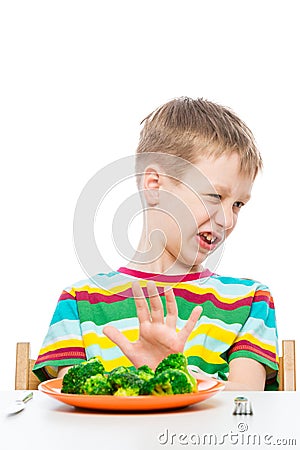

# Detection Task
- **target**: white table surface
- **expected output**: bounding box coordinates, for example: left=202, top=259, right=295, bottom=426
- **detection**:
left=1, top=390, right=299, bottom=450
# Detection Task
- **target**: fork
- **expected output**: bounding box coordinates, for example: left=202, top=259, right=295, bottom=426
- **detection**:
left=233, top=396, right=253, bottom=415
left=6, top=392, right=33, bottom=415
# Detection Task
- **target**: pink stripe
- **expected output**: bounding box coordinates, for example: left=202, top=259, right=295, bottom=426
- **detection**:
left=117, top=266, right=213, bottom=282
left=174, top=288, right=252, bottom=309
left=36, top=347, right=86, bottom=364
left=75, top=287, right=253, bottom=310
left=253, top=295, right=275, bottom=309
left=229, top=340, right=277, bottom=361
left=59, top=290, right=75, bottom=301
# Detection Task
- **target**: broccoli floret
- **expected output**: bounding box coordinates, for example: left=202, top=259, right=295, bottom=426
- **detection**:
left=108, top=366, right=130, bottom=377
left=155, top=353, right=188, bottom=374
left=82, top=373, right=112, bottom=395
left=61, top=357, right=105, bottom=394
left=155, top=353, right=197, bottom=393
left=141, top=369, right=194, bottom=396
left=136, top=365, right=155, bottom=382
left=108, top=371, right=144, bottom=396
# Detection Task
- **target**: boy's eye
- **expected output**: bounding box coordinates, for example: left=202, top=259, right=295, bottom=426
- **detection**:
left=205, top=195, right=245, bottom=209
left=233, top=201, right=245, bottom=209
left=206, top=194, right=222, bottom=202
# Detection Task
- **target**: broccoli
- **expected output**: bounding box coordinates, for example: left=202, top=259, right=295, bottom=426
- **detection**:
left=155, top=353, right=197, bottom=393
left=61, top=357, right=105, bottom=394
left=141, top=368, right=195, bottom=396
left=108, top=371, right=144, bottom=396
left=60, top=353, right=198, bottom=396
left=108, top=365, right=130, bottom=377
left=155, top=353, right=188, bottom=374
left=135, top=365, right=155, bottom=382
left=82, top=373, right=112, bottom=395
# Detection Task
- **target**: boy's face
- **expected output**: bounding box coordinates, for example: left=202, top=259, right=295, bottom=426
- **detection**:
left=146, top=153, right=253, bottom=272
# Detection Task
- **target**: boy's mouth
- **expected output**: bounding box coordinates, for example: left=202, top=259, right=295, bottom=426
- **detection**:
left=196, top=231, right=220, bottom=250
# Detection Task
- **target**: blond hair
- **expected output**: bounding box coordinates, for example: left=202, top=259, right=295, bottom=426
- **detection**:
left=135, top=97, right=262, bottom=184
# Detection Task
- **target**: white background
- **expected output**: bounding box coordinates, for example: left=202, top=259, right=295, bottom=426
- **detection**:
left=0, top=0, right=299, bottom=390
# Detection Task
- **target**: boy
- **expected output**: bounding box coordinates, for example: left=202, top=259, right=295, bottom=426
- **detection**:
left=33, top=97, right=279, bottom=390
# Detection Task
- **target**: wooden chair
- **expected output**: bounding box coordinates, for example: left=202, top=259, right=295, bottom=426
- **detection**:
left=15, top=340, right=297, bottom=390
left=278, top=339, right=296, bottom=391
left=15, top=342, right=40, bottom=390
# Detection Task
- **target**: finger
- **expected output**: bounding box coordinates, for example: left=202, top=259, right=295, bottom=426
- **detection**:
left=132, top=281, right=151, bottom=323
left=178, top=306, right=202, bottom=343
left=147, top=280, right=165, bottom=323
left=102, top=325, right=133, bottom=356
left=165, top=287, right=178, bottom=328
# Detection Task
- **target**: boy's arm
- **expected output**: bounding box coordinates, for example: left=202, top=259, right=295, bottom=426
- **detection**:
left=57, top=366, right=73, bottom=378
left=224, top=357, right=266, bottom=390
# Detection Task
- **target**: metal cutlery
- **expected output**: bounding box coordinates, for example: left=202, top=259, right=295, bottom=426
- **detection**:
left=233, top=396, right=253, bottom=415
left=6, top=391, right=33, bottom=415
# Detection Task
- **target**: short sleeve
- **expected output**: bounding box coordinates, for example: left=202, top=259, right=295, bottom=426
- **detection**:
left=227, top=286, right=279, bottom=390
left=32, top=289, right=87, bottom=381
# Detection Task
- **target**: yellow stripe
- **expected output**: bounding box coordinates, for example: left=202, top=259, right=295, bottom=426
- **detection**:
left=175, top=283, right=256, bottom=304
left=46, top=366, right=58, bottom=377
left=83, top=329, right=139, bottom=349
left=69, top=281, right=176, bottom=297
left=188, top=323, right=236, bottom=345
left=40, top=339, right=83, bottom=355
left=82, top=322, right=236, bottom=350
left=95, top=348, right=223, bottom=371
left=184, top=345, right=225, bottom=365
left=69, top=282, right=255, bottom=305
left=98, top=355, right=133, bottom=371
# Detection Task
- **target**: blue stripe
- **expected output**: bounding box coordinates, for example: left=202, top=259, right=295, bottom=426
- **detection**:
left=50, top=300, right=78, bottom=325
left=86, top=343, right=126, bottom=361
left=81, top=317, right=139, bottom=335
left=238, top=317, right=278, bottom=343
left=211, top=275, right=257, bottom=286
left=194, top=278, right=257, bottom=297
left=44, top=320, right=82, bottom=345
left=250, top=302, right=276, bottom=328
left=185, top=333, right=230, bottom=354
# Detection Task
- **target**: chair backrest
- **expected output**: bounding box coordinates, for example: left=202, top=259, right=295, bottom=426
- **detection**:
left=15, top=342, right=40, bottom=390
left=15, top=340, right=296, bottom=391
left=278, top=339, right=296, bottom=391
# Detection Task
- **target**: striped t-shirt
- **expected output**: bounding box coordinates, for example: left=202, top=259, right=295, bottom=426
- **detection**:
left=33, top=267, right=279, bottom=390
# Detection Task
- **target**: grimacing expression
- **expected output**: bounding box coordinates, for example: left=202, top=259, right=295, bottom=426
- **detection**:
left=146, top=153, right=253, bottom=269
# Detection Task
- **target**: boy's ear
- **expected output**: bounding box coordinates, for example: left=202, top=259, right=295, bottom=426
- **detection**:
left=143, top=165, right=160, bottom=206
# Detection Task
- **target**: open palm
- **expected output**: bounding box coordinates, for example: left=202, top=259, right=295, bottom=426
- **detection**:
left=103, top=280, right=202, bottom=370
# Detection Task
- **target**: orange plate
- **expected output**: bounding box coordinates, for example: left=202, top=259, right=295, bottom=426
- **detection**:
left=38, top=378, right=224, bottom=411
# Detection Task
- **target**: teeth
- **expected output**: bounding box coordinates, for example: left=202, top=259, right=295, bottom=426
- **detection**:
left=199, top=232, right=217, bottom=243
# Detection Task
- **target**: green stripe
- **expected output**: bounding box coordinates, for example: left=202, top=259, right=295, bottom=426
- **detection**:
left=78, top=298, right=138, bottom=325
left=78, top=296, right=169, bottom=326
left=177, top=296, right=250, bottom=323
left=187, top=355, right=228, bottom=376
left=228, top=350, right=278, bottom=371
left=78, top=295, right=250, bottom=326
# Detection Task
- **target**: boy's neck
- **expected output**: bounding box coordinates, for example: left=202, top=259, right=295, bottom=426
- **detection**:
left=125, top=260, right=205, bottom=276
left=130, top=224, right=205, bottom=275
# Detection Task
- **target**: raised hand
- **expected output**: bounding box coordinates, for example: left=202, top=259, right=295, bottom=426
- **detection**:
left=103, top=280, right=202, bottom=370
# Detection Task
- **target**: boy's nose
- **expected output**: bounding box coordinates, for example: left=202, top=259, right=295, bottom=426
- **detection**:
left=215, top=205, right=234, bottom=231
